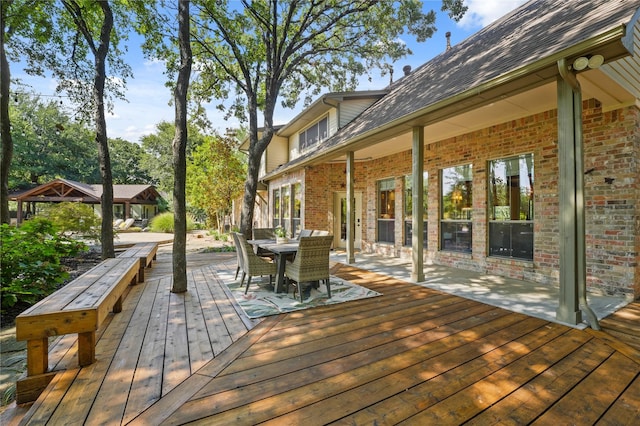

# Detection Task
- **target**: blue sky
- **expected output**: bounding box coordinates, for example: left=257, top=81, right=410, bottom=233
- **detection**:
left=12, top=0, right=527, bottom=143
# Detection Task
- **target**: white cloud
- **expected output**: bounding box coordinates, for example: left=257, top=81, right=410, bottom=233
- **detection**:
left=457, top=0, right=528, bottom=29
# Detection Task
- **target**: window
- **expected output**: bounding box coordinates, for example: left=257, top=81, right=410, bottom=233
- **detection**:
left=404, top=173, right=428, bottom=247
left=292, top=183, right=302, bottom=237
left=272, top=188, right=280, bottom=228
left=488, top=154, right=534, bottom=260
left=272, top=183, right=302, bottom=237
left=281, top=186, right=291, bottom=235
left=377, top=178, right=395, bottom=243
left=441, top=165, right=472, bottom=253
left=299, top=116, right=328, bottom=151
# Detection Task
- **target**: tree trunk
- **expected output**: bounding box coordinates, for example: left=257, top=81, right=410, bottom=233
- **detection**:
left=0, top=5, right=12, bottom=225
left=171, top=0, right=192, bottom=293
left=240, top=99, right=273, bottom=239
left=240, top=146, right=260, bottom=238
left=95, top=2, right=115, bottom=259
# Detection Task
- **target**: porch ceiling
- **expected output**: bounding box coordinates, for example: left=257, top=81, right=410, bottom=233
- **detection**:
left=332, top=65, right=636, bottom=163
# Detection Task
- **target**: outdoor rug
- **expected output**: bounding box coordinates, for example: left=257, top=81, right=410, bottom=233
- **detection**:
left=219, top=270, right=381, bottom=319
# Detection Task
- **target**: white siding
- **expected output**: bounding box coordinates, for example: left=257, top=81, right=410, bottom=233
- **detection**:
left=264, top=135, right=289, bottom=175
left=340, top=99, right=377, bottom=127
left=328, top=109, right=338, bottom=136
left=289, top=132, right=300, bottom=160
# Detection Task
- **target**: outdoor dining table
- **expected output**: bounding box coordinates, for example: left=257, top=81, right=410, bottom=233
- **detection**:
left=247, top=239, right=299, bottom=293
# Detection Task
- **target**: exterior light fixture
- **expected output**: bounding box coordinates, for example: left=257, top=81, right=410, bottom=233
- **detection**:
left=572, top=54, right=604, bottom=71
left=588, top=54, right=604, bottom=68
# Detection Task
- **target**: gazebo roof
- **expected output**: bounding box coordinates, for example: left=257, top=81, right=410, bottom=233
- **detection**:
left=10, top=178, right=161, bottom=204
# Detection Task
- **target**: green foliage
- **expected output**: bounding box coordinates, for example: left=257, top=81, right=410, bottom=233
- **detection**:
left=140, top=121, right=208, bottom=195
left=208, top=230, right=231, bottom=241
left=200, top=245, right=235, bottom=253
left=185, top=0, right=466, bottom=233
left=0, top=219, right=87, bottom=310
left=189, top=1, right=467, bottom=119
left=8, top=92, right=100, bottom=189
left=186, top=133, right=246, bottom=230
left=149, top=212, right=196, bottom=233
left=274, top=226, right=287, bottom=238
left=39, top=202, right=101, bottom=242
left=109, top=137, right=155, bottom=184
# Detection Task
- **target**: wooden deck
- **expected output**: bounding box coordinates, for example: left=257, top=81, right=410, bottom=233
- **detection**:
left=7, top=252, right=640, bottom=425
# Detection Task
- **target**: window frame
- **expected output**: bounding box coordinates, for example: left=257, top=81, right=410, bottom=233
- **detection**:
left=299, top=116, right=329, bottom=151
left=440, top=164, right=473, bottom=253
left=272, top=188, right=280, bottom=228
left=377, top=178, right=396, bottom=244
left=487, top=154, right=534, bottom=261
left=272, top=183, right=303, bottom=238
left=292, top=183, right=302, bottom=237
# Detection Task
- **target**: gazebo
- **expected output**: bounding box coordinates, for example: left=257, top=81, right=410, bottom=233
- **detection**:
left=10, top=178, right=162, bottom=225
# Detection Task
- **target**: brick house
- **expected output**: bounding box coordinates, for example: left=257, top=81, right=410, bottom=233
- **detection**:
left=248, top=0, right=640, bottom=321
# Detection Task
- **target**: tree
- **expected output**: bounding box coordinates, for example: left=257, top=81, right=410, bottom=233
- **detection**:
left=9, top=0, right=156, bottom=258
left=109, top=137, right=154, bottom=184
left=171, top=0, right=192, bottom=293
left=55, top=0, right=119, bottom=259
left=8, top=92, right=99, bottom=189
left=189, top=0, right=466, bottom=237
left=186, top=134, right=246, bottom=231
left=140, top=121, right=206, bottom=195
left=140, top=122, right=176, bottom=194
left=0, top=0, right=54, bottom=223
left=0, top=1, right=12, bottom=224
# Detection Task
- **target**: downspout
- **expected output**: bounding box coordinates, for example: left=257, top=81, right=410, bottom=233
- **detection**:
left=557, top=58, right=600, bottom=330
left=322, top=97, right=340, bottom=128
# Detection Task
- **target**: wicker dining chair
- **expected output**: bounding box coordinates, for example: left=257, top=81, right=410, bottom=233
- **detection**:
left=284, top=235, right=334, bottom=302
left=297, top=229, right=313, bottom=239
left=234, top=233, right=277, bottom=294
left=231, top=232, right=245, bottom=280
left=252, top=228, right=277, bottom=258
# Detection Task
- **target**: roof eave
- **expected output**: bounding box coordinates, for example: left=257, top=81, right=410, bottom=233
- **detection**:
left=276, top=90, right=389, bottom=137
left=263, top=24, right=630, bottom=181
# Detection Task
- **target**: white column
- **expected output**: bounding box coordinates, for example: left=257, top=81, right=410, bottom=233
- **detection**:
left=556, top=75, right=582, bottom=325
left=346, top=151, right=355, bottom=264
left=412, top=127, right=424, bottom=282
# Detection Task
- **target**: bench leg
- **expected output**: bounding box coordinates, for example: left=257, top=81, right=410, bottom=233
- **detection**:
left=113, top=294, right=123, bottom=313
left=26, top=338, right=49, bottom=376
left=78, top=331, right=96, bottom=366
left=138, top=264, right=145, bottom=282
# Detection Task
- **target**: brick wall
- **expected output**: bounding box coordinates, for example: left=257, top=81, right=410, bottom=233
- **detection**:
left=276, top=102, right=639, bottom=298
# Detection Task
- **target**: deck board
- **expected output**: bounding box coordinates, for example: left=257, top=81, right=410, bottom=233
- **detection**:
left=163, top=289, right=190, bottom=394
left=600, top=301, right=640, bottom=351
left=184, top=269, right=215, bottom=372
left=9, top=251, right=640, bottom=426
left=121, top=278, right=168, bottom=424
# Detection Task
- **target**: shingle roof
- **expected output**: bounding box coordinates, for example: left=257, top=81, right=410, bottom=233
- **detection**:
left=266, top=0, right=640, bottom=177
left=11, top=178, right=161, bottom=202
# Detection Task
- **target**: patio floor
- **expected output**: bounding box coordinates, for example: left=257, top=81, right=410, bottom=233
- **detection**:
left=4, top=247, right=640, bottom=425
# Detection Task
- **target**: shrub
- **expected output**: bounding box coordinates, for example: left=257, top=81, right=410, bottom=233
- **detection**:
left=40, top=202, right=101, bottom=243
left=0, top=219, right=87, bottom=310
left=148, top=212, right=196, bottom=233
left=209, top=229, right=222, bottom=240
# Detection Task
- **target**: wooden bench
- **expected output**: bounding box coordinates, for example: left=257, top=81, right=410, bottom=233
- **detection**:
left=15, top=256, right=140, bottom=403
left=118, top=242, right=159, bottom=282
